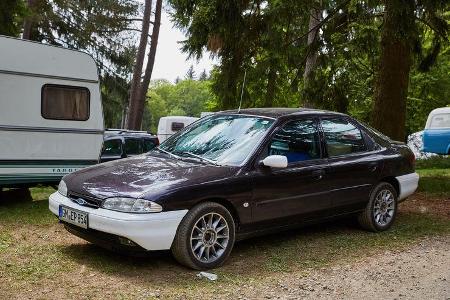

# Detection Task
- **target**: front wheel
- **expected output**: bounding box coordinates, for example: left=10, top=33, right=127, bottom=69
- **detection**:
left=171, top=202, right=235, bottom=270
left=358, top=182, right=398, bottom=232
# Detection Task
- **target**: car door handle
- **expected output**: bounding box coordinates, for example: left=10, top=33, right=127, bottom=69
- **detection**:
left=312, top=169, right=325, bottom=180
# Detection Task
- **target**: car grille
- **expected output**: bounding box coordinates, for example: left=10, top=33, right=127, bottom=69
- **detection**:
left=68, top=192, right=102, bottom=209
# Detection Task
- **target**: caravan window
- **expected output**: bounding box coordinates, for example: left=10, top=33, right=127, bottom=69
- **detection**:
left=41, top=85, right=90, bottom=121
left=171, top=122, right=185, bottom=132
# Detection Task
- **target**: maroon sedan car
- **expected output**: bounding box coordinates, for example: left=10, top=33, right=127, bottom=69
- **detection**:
left=49, top=108, right=419, bottom=269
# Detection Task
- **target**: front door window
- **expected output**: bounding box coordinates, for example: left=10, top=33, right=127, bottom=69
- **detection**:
left=268, top=119, right=321, bottom=164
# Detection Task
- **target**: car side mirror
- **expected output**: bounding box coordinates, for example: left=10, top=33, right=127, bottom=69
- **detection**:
left=261, top=155, right=288, bottom=168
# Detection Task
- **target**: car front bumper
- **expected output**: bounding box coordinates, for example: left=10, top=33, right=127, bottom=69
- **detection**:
left=396, top=172, right=420, bottom=201
left=49, top=192, right=187, bottom=251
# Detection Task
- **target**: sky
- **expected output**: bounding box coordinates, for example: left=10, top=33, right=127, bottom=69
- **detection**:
left=151, top=8, right=217, bottom=82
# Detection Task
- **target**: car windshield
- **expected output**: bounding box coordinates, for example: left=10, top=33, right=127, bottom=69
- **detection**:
left=157, top=114, right=274, bottom=166
left=430, top=113, right=450, bottom=128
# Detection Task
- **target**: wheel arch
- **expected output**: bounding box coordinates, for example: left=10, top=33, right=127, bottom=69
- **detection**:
left=195, top=197, right=241, bottom=229
left=379, top=176, right=400, bottom=197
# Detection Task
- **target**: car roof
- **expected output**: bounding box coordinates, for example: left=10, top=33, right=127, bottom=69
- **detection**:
left=219, top=107, right=346, bottom=119
left=429, top=107, right=450, bottom=115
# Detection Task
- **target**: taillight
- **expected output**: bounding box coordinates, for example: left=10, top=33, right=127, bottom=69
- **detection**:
left=155, top=138, right=160, bottom=146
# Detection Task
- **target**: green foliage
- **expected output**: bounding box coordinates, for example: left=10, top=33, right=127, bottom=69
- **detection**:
left=407, top=47, right=450, bottom=134
left=101, top=74, right=130, bottom=128
left=143, top=79, right=214, bottom=132
left=21, top=0, right=140, bottom=76
left=7, top=0, right=141, bottom=127
left=169, top=0, right=450, bottom=138
left=0, top=0, right=26, bottom=36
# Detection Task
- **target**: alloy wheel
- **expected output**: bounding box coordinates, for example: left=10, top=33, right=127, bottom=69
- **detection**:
left=190, top=212, right=230, bottom=263
left=373, top=189, right=395, bottom=226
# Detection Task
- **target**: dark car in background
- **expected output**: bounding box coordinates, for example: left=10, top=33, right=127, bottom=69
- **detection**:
left=100, top=130, right=159, bottom=163
left=50, top=108, right=419, bottom=270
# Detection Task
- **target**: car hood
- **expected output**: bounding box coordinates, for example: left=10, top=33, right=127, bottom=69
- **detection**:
left=64, top=153, right=238, bottom=200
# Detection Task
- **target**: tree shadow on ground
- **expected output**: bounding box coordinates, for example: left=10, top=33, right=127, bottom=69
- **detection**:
left=0, top=188, right=32, bottom=205
left=59, top=217, right=359, bottom=286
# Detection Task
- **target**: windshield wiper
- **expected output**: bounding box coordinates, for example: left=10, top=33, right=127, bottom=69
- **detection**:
left=181, top=152, right=219, bottom=166
left=156, top=147, right=181, bottom=160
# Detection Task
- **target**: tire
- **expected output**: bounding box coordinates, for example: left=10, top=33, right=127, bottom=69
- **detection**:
left=358, top=182, right=398, bottom=232
left=171, top=202, right=235, bottom=270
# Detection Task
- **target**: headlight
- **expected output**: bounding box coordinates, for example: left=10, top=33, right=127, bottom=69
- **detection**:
left=102, top=197, right=162, bottom=213
left=58, top=180, right=68, bottom=197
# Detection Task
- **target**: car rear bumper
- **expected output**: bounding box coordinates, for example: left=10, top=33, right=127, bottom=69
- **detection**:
left=396, top=172, right=419, bottom=201
left=49, top=192, right=187, bottom=250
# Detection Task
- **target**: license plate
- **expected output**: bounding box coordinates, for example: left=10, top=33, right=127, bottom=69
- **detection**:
left=59, top=205, right=88, bottom=229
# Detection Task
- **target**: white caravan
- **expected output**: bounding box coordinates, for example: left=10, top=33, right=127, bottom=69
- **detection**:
left=157, top=116, right=199, bottom=143
left=0, top=36, right=104, bottom=187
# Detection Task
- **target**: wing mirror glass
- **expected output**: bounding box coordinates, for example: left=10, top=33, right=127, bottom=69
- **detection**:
left=261, top=155, right=288, bottom=168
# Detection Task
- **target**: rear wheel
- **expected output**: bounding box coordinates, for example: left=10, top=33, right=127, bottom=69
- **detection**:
left=171, top=202, right=235, bottom=270
left=358, top=182, right=397, bottom=232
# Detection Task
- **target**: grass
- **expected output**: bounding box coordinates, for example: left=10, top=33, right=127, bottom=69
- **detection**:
left=0, top=165, right=448, bottom=299
left=415, top=156, right=450, bottom=169
left=416, top=166, right=450, bottom=196
left=0, top=186, right=55, bottom=225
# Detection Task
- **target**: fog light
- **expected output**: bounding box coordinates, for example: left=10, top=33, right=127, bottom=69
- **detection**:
left=118, top=237, right=136, bottom=246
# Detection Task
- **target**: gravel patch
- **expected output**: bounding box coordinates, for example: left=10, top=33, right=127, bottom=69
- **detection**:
left=233, top=236, right=450, bottom=300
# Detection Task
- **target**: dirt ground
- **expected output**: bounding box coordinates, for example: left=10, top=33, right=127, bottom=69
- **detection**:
left=227, top=236, right=450, bottom=300
left=0, top=189, right=449, bottom=300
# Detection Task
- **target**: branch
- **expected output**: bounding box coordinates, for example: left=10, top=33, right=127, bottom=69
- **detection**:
left=285, top=0, right=351, bottom=47
left=415, top=16, right=449, bottom=41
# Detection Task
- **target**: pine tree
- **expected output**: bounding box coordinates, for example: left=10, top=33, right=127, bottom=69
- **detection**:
left=199, top=69, right=208, bottom=81
left=127, top=0, right=163, bottom=130
left=185, top=65, right=196, bottom=80
left=0, top=0, right=26, bottom=36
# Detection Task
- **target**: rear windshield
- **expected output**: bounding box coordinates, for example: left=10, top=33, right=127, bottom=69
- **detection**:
left=430, top=113, right=450, bottom=129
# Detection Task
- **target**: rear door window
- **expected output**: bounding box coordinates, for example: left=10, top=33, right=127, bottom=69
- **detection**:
left=268, top=119, right=321, bottom=164
left=321, top=118, right=366, bottom=156
left=124, top=138, right=142, bottom=155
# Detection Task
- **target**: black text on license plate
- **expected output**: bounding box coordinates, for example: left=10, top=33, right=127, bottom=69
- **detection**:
left=59, top=205, right=88, bottom=229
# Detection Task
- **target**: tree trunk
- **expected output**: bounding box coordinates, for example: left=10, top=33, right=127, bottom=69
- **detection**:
left=133, top=0, right=163, bottom=130
left=22, top=0, right=36, bottom=40
left=264, top=62, right=277, bottom=107
left=302, top=6, right=322, bottom=108
left=126, top=0, right=152, bottom=130
left=372, top=0, right=415, bottom=141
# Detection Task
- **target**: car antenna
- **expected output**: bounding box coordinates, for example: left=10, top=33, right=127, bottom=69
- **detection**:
left=237, top=69, right=247, bottom=113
